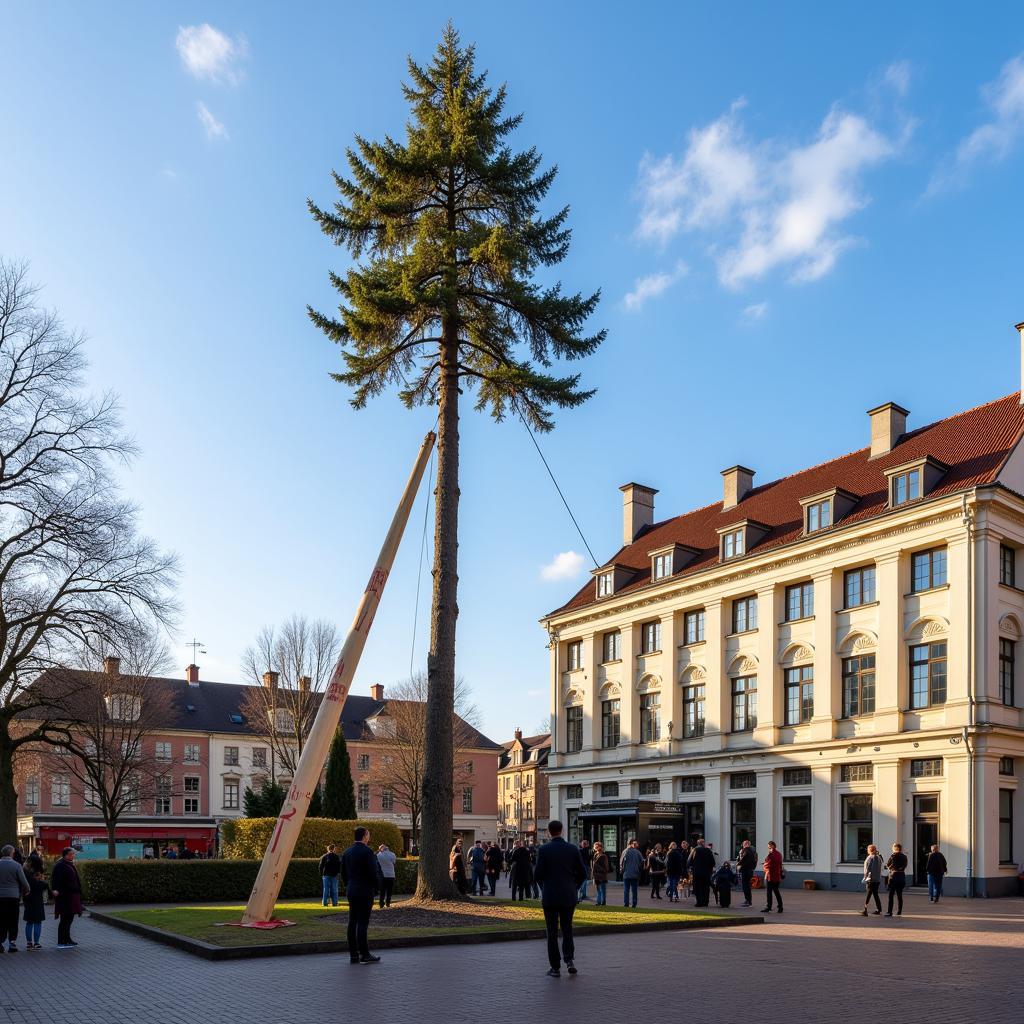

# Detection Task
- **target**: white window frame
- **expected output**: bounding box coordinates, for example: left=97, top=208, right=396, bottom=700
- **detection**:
left=806, top=499, right=832, bottom=533
left=596, top=572, right=613, bottom=598
left=722, top=529, right=744, bottom=560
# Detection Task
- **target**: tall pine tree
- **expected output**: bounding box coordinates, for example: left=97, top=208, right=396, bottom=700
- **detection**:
left=323, top=725, right=356, bottom=820
left=309, top=24, right=603, bottom=899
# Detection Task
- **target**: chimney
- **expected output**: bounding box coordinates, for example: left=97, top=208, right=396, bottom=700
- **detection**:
left=514, top=727, right=523, bottom=741
left=298, top=675, right=311, bottom=693
left=370, top=683, right=384, bottom=701
left=721, top=466, right=755, bottom=510
left=1016, top=321, right=1024, bottom=402
left=619, top=483, right=657, bottom=545
left=867, top=402, right=909, bottom=458
left=103, top=656, right=121, bottom=677
left=185, top=663, right=199, bottom=684
left=262, top=670, right=279, bottom=691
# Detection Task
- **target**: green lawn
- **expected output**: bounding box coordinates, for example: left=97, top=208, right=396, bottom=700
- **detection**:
left=108, top=898, right=721, bottom=948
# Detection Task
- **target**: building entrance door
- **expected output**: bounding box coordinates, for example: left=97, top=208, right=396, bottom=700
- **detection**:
left=913, top=794, right=939, bottom=887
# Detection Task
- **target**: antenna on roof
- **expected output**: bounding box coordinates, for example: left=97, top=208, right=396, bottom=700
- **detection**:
left=186, top=638, right=207, bottom=663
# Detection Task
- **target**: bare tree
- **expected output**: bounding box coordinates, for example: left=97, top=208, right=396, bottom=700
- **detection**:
left=364, top=672, right=480, bottom=853
left=31, top=635, right=180, bottom=857
left=239, top=615, right=339, bottom=780
left=0, top=260, right=178, bottom=840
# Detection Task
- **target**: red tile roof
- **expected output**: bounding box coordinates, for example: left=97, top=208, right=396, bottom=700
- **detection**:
left=549, top=392, right=1024, bottom=617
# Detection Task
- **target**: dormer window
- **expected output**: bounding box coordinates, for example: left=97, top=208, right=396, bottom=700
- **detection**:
left=652, top=553, right=672, bottom=580
left=806, top=499, right=832, bottom=532
left=106, top=694, right=141, bottom=722
left=722, top=529, right=744, bottom=559
left=891, top=468, right=921, bottom=506
left=885, top=457, right=947, bottom=509
left=596, top=572, right=613, bottom=597
left=647, top=543, right=699, bottom=582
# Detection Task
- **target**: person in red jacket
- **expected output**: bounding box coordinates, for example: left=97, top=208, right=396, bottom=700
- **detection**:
left=761, top=840, right=784, bottom=914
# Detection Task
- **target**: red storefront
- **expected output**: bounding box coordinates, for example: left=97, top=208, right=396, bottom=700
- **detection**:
left=26, top=817, right=217, bottom=859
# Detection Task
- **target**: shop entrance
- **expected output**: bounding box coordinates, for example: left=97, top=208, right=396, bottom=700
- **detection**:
left=913, top=794, right=939, bottom=886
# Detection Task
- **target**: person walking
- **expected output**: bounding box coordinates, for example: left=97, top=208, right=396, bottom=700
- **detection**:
left=319, top=843, right=341, bottom=907
left=884, top=842, right=908, bottom=917
left=761, top=840, right=784, bottom=914
left=528, top=842, right=541, bottom=898
left=861, top=843, right=883, bottom=916
left=23, top=866, right=50, bottom=949
left=665, top=842, right=685, bottom=902
left=467, top=840, right=487, bottom=896
left=647, top=844, right=666, bottom=900
left=713, top=860, right=738, bottom=908
left=533, top=820, right=586, bottom=978
left=50, top=847, right=83, bottom=948
left=577, top=838, right=593, bottom=902
left=509, top=839, right=532, bottom=900
left=689, top=839, right=716, bottom=908
left=737, top=839, right=757, bottom=908
left=449, top=839, right=469, bottom=896
left=0, top=844, right=30, bottom=952
left=376, top=843, right=397, bottom=908
left=926, top=844, right=948, bottom=903
left=341, top=826, right=380, bottom=964
left=620, top=839, right=643, bottom=909
left=485, top=842, right=503, bottom=896
left=591, top=841, right=610, bottom=906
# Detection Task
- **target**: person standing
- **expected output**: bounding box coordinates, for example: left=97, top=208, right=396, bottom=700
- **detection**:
left=528, top=842, right=541, bottom=898
left=51, top=847, right=83, bottom=948
left=23, top=867, right=50, bottom=949
left=485, top=842, right=503, bottom=896
left=884, top=842, right=908, bottom=917
left=468, top=840, right=487, bottom=896
left=689, top=839, right=716, bottom=908
left=449, top=839, right=469, bottom=896
left=376, top=843, right=397, bottom=908
left=591, top=841, right=610, bottom=906
left=713, top=860, right=738, bottom=908
left=26, top=846, right=44, bottom=876
left=665, top=842, right=685, bottom=903
left=533, top=820, right=586, bottom=978
left=341, top=827, right=380, bottom=964
left=861, top=843, right=883, bottom=916
left=761, top=840, right=784, bottom=914
left=509, top=840, right=532, bottom=900
left=737, top=839, right=757, bottom=908
left=577, top=838, right=593, bottom=902
left=620, top=839, right=644, bottom=908
left=926, top=844, right=948, bottom=903
left=0, top=844, right=30, bottom=952
left=648, top=844, right=666, bottom=900
left=319, top=843, right=341, bottom=907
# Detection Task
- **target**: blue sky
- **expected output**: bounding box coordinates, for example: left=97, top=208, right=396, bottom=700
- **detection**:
left=4, top=4, right=1024, bottom=742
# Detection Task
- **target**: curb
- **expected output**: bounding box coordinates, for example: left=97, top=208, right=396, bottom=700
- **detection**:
left=89, top=910, right=764, bottom=961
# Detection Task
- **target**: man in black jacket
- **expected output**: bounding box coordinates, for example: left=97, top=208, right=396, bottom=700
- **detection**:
left=736, top=840, right=757, bottom=908
left=926, top=844, right=948, bottom=903
left=688, top=839, right=716, bottom=908
left=341, top=827, right=380, bottom=964
left=533, top=821, right=586, bottom=978
left=319, top=843, right=342, bottom=907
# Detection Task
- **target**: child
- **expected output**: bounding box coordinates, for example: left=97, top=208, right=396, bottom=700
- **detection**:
left=23, top=868, right=50, bottom=949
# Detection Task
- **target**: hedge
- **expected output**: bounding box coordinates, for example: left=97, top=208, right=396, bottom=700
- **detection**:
left=77, top=857, right=418, bottom=904
left=219, top=818, right=404, bottom=860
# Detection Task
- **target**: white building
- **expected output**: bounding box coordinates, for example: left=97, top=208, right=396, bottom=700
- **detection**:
left=542, top=366, right=1024, bottom=895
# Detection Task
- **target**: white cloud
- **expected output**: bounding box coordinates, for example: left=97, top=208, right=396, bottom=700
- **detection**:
left=197, top=101, right=228, bottom=141
left=883, top=60, right=911, bottom=99
left=540, top=550, right=586, bottom=582
left=635, top=99, right=900, bottom=288
left=928, top=54, right=1024, bottom=195
left=623, top=260, right=688, bottom=311
left=742, top=301, right=769, bottom=322
left=176, top=24, right=248, bottom=84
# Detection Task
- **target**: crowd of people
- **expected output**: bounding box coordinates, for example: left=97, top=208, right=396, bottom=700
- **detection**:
left=0, top=843, right=84, bottom=952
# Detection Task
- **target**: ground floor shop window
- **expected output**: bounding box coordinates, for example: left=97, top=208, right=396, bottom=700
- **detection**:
left=841, top=793, right=872, bottom=862
left=783, top=795, right=811, bottom=862
left=730, top=798, right=756, bottom=857
left=999, top=789, right=1013, bottom=864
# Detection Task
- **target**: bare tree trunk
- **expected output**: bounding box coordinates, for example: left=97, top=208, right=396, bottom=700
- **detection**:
left=0, top=734, right=16, bottom=844
left=106, top=819, right=117, bottom=859
left=416, top=324, right=460, bottom=900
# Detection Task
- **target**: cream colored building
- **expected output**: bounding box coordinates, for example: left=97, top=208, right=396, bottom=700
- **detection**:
left=542, top=375, right=1024, bottom=895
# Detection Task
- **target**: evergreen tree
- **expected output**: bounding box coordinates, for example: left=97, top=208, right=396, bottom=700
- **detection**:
left=323, top=725, right=356, bottom=819
left=309, top=24, right=603, bottom=899
left=308, top=782, right=324, bottom=818
left=259, top=781, right=286, bottom=817
left=243, top=785, right=264, bottom=818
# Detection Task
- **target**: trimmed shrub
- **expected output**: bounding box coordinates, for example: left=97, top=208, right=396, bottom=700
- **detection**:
left=220, top=817, right=403, bottom=860
left=77, top=856, right=417, bottom=904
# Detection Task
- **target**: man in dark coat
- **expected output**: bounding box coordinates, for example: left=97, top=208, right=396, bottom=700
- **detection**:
left=688, top=839, right=716, bottom=907
left=533, top=820, right=586, bottom=978
left=737, top=839, right=757, bottom=908
left=508, top=840, right=533, bottom=900
left=926, top=844, right=948, bottom=903
left=51, top=847, right=83, bottom=948
left=341, top=827, right=380, bottom=964
left=484, top=842, right=504, bottom=896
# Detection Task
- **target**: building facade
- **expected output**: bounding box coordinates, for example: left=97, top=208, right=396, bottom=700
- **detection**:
left=496, top=730, right=551, bottom=848
left=542, top=387, right=1024, bottom=895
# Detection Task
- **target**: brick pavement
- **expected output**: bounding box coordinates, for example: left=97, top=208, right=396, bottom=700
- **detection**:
left=1, top=889, right=1020, bottom=1024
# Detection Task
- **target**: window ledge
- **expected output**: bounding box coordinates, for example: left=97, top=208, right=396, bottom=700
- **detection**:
left=998, top=581, right=1024, bottom=594
left=601, top=658, right=623, bottom=666
left=840, top=713, right=877, bottom=721
left=836, top=601, right=881, bottom=613
left=779, top=615, right=815, bottom=625
left=679, top=640, right=707, bottom=649
left=726, top=629, right=758, bottom=638
left=637, top=650, right=663, bottom=657
left=905, top=583, right=950, bottom=598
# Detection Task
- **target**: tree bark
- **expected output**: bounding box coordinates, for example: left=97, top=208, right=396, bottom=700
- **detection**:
left=106, top=819, right=117, bottom=859
left=0, top=734, right=17, bottom=846
left=416, top=321, right=460, bottom=899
